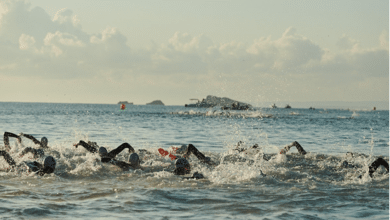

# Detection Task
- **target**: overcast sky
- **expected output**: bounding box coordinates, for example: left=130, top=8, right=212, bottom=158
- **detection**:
left=0, top=0, right=388, bottom=106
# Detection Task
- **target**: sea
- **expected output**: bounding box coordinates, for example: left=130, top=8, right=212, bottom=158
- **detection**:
left=0, top=102, right=388, bottom=219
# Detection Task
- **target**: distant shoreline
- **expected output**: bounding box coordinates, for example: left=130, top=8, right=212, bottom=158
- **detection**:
left=0, top=101, right=388, bottom=110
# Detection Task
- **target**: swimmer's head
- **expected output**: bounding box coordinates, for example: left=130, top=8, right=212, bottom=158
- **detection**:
left=176, top=144, right=188, bottom=154
left=41, top=137, right=48, bottom=147
left=174, top=158, right=191, bottom=175
left=128, top=153, right=140, bottom=167
left=43, top=156, right=56, bottom=174
left=98, top=147, right=108, bottom=157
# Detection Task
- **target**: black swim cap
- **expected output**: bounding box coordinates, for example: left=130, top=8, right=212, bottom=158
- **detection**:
left=44, top=156, right=56, bottom=170
left=129, top=153, right=140, bottom=167
left=41, top=137, right=48, bottom=147
left=174, top=158, right=191, bottom=175
left=98, top=147, right=108, bottom=157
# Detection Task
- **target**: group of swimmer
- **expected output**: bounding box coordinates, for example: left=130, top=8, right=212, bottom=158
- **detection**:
left=0, top=131, right=389, bottom=180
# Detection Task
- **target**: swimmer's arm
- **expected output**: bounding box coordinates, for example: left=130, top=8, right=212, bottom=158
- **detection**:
left=109, top=160, right=131, bottom=170
left=369, top=158, right=389, bottom=177
left=280, top=141, right=307, bottom=155
left=74, top=140, right=98, bottom=153
left=185, top=144, right=212, bottom=165
left=19, top=133, right=41, bottom=145
left=107, top=143, right=135, bottom=158
left=20, top=147, right=42, bottom=158
left=4, top=132, right=21, bottom=150
left=0, top=150, right=17, bottom=166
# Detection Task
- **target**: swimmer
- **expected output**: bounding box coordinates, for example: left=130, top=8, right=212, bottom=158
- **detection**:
left=73, top=140, right=139, bottom=170
left=341, top=154, right=389, bottom=178
left=73, top=140, right=135, bottom=161
left=278, top=142, right=388, bottom=178
left=168, top=157, right=204, bottom=179
left=158, top=144, right=213, bottom=179
left=3, top=132, right=48, bottom=158
left=0, top=150, right=56, bottom=176
left=159, top=144, right=213, bottom=165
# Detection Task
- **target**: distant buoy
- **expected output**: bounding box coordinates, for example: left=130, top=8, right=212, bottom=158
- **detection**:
left=120, top=104, right=126, bottom=110
left=373, top=107, right=376, bottom=111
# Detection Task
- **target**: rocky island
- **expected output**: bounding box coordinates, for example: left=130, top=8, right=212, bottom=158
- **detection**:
left=185, top=95, right=252, bottom=110
left=146, top=100, right=165, bottom=106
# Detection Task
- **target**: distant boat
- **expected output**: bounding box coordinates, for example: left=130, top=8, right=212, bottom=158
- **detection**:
left=309, top=107, right=315, bottom=110
left=285, top=104, right=291, bottom=109
left=271, top=103, right=277, bottom=108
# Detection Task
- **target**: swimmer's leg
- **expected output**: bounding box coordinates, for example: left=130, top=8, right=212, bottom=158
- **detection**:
left=74, top=140, right=98, bottom=153
left=369, top=158, right=389, bottom=177
left=0, top=150, right=17, bottom=166
left=108, top=143, right=135, bottom=158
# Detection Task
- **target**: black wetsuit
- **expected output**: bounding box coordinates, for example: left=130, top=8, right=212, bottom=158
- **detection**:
left=74, top=141, right=136, bottom=170
left=0, top=150, right=54, bottom=176
left=4, top=132, right=47, bottom=158
left=183, top=144, right=212, bottom=165
left=3, top=132, right=21, bottom=151
left=20, top=133, right=48, bottom=149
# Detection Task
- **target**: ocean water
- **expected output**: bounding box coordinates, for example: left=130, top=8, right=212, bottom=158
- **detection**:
left=0, top=102, right=388, bottom=219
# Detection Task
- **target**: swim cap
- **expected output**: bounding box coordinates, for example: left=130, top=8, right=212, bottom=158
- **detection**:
left=44, top=156, right=56, bottom=169
left=174, top=158, right=191, bottom=175
left=36, top=149, right=44, bottom=158
left=98, top=147, right=108, bottom=157
left=41, top=137, right=48, bottom=147
left=176, top=145, right=188, bottom=154
left=129, top=153, right=140, bottom=167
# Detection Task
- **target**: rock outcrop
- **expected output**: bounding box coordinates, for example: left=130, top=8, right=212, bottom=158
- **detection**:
left=185, top=95, right=251, bottom=110
left=146, top=100, right=165, bottom=105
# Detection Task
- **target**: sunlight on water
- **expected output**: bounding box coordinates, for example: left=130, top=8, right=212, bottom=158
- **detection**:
left=0, top=103, right=388, bottom=219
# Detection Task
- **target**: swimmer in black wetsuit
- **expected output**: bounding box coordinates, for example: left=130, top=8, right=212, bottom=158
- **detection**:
left=278, top=141, right=388, bottom=178
left=341, top=154, right=389, bottom=178
left=159, top=144, right=213, bottom=179
left=0, top=150, right=56, bottom=176
left=73, top=140, right=139, bottom=170
left=3, top=132, right=48, bottom=158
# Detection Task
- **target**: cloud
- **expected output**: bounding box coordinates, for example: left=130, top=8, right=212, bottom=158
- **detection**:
left=0, top=0, right=388, bottom=104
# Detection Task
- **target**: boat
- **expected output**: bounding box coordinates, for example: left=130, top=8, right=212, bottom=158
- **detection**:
left=285, top=104, right=291, bottom=109
left=271, top=103, right=277, bottom=108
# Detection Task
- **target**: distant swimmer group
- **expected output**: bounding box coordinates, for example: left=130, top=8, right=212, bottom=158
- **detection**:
left=0, top=131, right=389, bottom=180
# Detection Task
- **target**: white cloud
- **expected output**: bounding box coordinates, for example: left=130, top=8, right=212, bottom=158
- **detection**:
left=0, top=0, right=388, bottom=104
left=19, top=33, right=35, bottom=50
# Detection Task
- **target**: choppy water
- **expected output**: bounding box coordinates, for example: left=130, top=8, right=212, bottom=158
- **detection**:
left=0, top=102, right=388, bottom=219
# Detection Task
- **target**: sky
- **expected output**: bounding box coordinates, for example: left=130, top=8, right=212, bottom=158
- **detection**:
left=0, top=0, right=388, bottom=107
